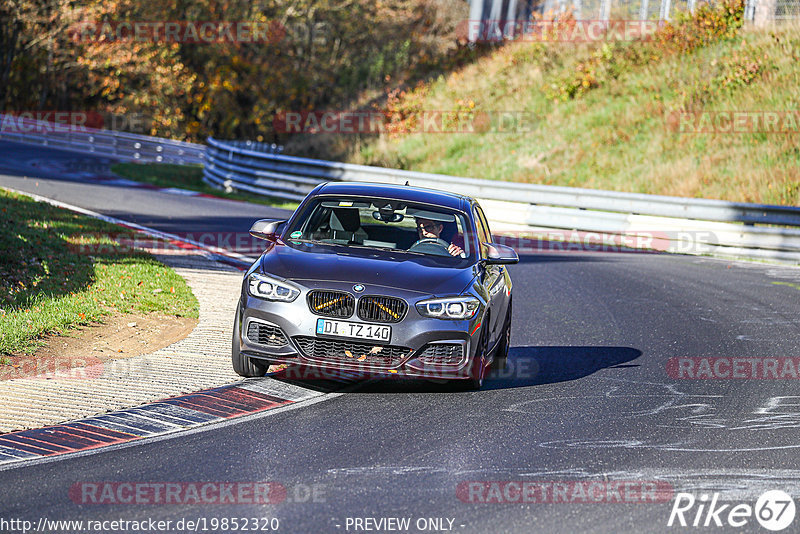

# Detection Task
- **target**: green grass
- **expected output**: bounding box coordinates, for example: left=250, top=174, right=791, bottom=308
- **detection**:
left=348, top=20, right=800, bottom=206
left=111, top=163, right=299, bottom=210
left=772, top=281, right=800, bottom=291
left=0, top=189, right=198, bottom=355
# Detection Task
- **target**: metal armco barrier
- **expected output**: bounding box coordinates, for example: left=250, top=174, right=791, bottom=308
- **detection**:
left=204, top=136, right=800, bottom=264
left=0, top=113, right=204, bottom=165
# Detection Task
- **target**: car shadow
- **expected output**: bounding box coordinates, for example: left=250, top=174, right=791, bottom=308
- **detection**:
left=282, top=345, right=643, bottom=394
left=481, top=345, right=642, bottom=391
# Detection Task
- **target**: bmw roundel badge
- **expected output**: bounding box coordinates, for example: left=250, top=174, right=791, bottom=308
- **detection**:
left=353, top=284, right=365, bottom=293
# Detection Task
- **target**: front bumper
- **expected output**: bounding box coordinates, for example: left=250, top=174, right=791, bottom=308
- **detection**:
left=236, top=283, right=483, bottom=380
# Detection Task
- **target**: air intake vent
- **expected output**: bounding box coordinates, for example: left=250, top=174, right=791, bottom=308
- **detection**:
left=246, top=321, right=288, bottom=347
left=417, top=343, right=464, bottom=365
left=293, top=336, right=411, bottom=367
left=307, top=290, right=355, bottom=318
left=357, top=296, right=407, bottom=323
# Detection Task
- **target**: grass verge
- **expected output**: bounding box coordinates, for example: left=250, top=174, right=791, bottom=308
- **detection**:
left=111, top=163, right=299, bottom=210
left=0, top=189, right=198, bottom=355
left=345, top=2, right=799, bottom=206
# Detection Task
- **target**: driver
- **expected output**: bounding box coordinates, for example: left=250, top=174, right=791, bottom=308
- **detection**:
left=416, top=217, right=464, bottom=257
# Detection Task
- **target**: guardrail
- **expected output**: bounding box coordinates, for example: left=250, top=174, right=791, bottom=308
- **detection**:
left=204, top=136, right=800, bottom=264
left=0, top=113, right=204, bottom=165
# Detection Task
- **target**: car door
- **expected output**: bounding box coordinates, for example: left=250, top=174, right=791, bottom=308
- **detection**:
left=473, top=205, right=505, bottom=346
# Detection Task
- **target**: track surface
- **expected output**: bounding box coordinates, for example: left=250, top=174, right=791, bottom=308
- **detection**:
left=2, top=141, right=800, bottom=533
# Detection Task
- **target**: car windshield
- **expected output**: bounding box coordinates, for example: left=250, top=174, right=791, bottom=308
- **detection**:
left=285, top=196, right=474, bottom=259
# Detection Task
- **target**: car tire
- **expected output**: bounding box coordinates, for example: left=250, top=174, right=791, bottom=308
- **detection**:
left=232, top=304, right=269, bottom=378
left=493, top=298, right=512, bottom=365
left=464, top=320, right=490, bottom=390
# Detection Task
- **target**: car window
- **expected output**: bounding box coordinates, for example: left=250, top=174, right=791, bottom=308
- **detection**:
left=473, top=205, right=491, bottom=258
left=286, top=196, right=474, bottom=259
left=475, top=205, right=493, bottom=241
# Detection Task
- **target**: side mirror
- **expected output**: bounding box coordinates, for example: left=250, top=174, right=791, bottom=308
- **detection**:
left=249, top=219, right=288, bottom=241
left=484, top=243, right=519, bottom=265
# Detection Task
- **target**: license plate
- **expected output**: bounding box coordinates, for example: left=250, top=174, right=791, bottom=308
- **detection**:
left=316, top=319, right=391, bottom=342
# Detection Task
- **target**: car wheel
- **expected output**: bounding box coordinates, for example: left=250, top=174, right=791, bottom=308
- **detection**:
left=232, top=304, right=268, bottom=378
left=465, top=321, right=490, bottom=390
left=493, top=298, right=512, bottom=365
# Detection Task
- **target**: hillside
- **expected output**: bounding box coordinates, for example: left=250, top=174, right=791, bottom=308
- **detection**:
left=298, top=2, right=799, bottom=206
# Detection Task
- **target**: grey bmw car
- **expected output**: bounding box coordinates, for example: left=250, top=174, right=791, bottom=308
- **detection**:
left=232, top=182, right=518, bottom=388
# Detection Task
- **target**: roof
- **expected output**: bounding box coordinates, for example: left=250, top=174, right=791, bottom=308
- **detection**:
left=314, top=182, right=470, bottom=211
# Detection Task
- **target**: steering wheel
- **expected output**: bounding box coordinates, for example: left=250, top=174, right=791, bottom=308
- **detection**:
left=408, top=237, right=450, bottom=255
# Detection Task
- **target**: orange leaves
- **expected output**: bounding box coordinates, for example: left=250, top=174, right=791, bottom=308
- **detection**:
left=4, top=0, right=473, bottom=144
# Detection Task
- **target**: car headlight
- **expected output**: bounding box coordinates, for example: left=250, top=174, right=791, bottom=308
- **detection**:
left=416, top=296, right=480, bottom=320
left=248, top=273, right=300, bottom=302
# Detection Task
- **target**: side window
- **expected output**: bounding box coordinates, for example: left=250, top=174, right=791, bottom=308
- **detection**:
left=475, top=206, right=493, bottom=242
left=473, top=206, right=490, bottom=258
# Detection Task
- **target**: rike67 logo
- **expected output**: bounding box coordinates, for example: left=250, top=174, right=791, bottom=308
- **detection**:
left=668, top=490, right=796, bottom=531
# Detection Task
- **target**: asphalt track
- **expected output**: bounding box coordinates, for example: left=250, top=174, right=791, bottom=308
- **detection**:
left=2, top=140, right=800, bottom=533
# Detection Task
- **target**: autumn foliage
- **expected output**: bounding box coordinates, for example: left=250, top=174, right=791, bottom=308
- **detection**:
left=0, top=0, right=470, bottom=142
left=548, top=0, right=747, bottom=101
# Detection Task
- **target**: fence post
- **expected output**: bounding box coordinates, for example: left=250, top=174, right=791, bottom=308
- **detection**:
left=659, top=0, right=672, bottom=20
left=744, top=0, right=756, bottom=20
left=600, top=0, right=612, bottom=21
left=754, top=0, right=777, bottom=25
left=505, top=0, right=519, bottom=39
left=573, top=0, right=583, bottom=20
left=467, top=0, right=483, bottom=42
